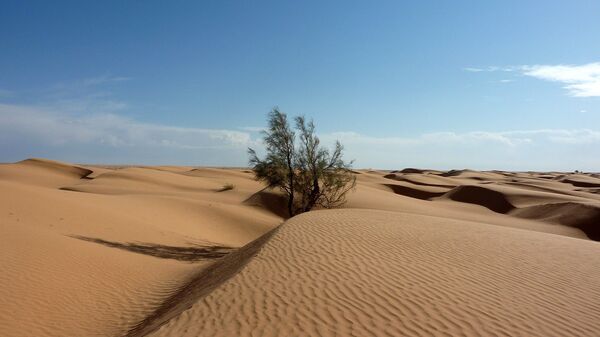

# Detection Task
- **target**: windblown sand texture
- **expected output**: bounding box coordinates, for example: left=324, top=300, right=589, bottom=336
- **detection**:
left=1, top=159, right=599, bottom=336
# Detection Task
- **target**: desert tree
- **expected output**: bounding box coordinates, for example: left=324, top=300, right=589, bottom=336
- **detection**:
left=248, top=107, right=356, bottom=217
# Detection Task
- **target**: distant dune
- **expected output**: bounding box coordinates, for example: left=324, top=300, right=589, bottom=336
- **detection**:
left=1, top=159, right=599, bottom=336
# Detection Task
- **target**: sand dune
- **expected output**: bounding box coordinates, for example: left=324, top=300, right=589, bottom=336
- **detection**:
left=1, top=159, right=599, bottom=336
left=0, top=158, right=92, bottom=187
left=513, top=202, right=600, bottom=240
left=347, top=170, right=595, bottom=240
left=0, top=159, right=281, bottom=336
left=145, top=210, right=600, bottom=337
left=0, top=222, right=199, bottom=337
left=18, top=158, right=93, bottom=178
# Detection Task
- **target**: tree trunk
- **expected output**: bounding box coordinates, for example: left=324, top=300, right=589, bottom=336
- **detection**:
left=287, top=153, right=295, bottom=217
left=304, top=173, right=320, bottom=212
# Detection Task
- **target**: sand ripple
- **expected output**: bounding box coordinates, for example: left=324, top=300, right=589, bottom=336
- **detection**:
left=149, top=209, right=600, bottom=337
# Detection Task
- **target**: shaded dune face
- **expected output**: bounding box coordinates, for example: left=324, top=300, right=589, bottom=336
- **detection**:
left=383, top=183, right=447, bottom=200
left=443, top=185, right=515, bottom=213
left=563, top=179, right=600, bottom=188
left=125, top=228, right=279, bottom=337
left=147, top=210, right=600, bottom=337
left=512, top=202, right=600, bottom=241
left=383, top=173, right=457, bottom=188
left=242, top=188, right=290, bottom=219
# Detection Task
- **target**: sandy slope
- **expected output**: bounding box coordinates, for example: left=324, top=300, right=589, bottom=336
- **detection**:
left=0, top=159, right=281, bottom=337
left=0, top=222, right=199, bottom=337
left=1, top=158, right=599, bottom=336
left=147, top=210, right=600, bottom=337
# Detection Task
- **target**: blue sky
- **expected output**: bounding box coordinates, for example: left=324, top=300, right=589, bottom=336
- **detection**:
left=1, top=1, right=599, bottom=170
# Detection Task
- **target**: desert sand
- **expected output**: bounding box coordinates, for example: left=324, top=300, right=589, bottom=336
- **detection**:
left=1, top=159, right=599, bottom=336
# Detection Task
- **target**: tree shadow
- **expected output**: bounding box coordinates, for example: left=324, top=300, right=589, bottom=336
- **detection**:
left=243, top=187, right=290, bottom=219
left=71, top=236, right=233, bottom=262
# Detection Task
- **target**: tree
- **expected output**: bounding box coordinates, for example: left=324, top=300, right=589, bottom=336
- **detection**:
left=248, top=107, right=356, bottom=217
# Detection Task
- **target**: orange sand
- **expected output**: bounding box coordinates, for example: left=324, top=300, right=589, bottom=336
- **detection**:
left=1, top=158, right=599, bottom=336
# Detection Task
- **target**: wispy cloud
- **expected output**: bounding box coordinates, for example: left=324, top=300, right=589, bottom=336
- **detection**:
left=464, top=67, right=486, bottom=72
left=325, top=129, right=600, bottom=147
left=320, top=129, right=600, bottom=170
left=0, top=89, right=14, bottom=98
left=19, top=75, right=134, bottom=115
left=465, top=62, right=600, bottom=97
left=464, top=66, right=517, bottom=72
left=238, top=126, right=265, bottom=132
left=0, top=103, right=255, bottom=149
left=81, top=75, right=131, bottom=86
left=0, top=102, right=261, bottom=165
left=48, top=75, right=132, bottom=92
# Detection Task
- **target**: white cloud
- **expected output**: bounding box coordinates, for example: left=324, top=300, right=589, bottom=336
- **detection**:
left=466, top=62, right=600, bottom=97
left=0, top=103, right=256, bottom=150
left=522, top=62, right=600, bottom=97
left=0, top=77, right=266, bottom=165
left=1, top=102, right=599, bottom=170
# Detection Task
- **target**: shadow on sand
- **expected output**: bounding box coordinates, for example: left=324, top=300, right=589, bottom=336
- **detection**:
left=71, top=236, right=233, bottom=262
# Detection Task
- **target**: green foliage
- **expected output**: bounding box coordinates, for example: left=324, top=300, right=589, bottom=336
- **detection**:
left=248, top=107, right=356, bottom=217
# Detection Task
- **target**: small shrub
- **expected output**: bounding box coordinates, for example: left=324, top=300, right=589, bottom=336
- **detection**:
left=218, top=183, right=235, bottom=192
left=248, top=107, right=356, bottom=217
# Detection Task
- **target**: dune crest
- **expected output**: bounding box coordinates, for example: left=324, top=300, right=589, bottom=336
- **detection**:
left=18, top=158, right=93, bottom=178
